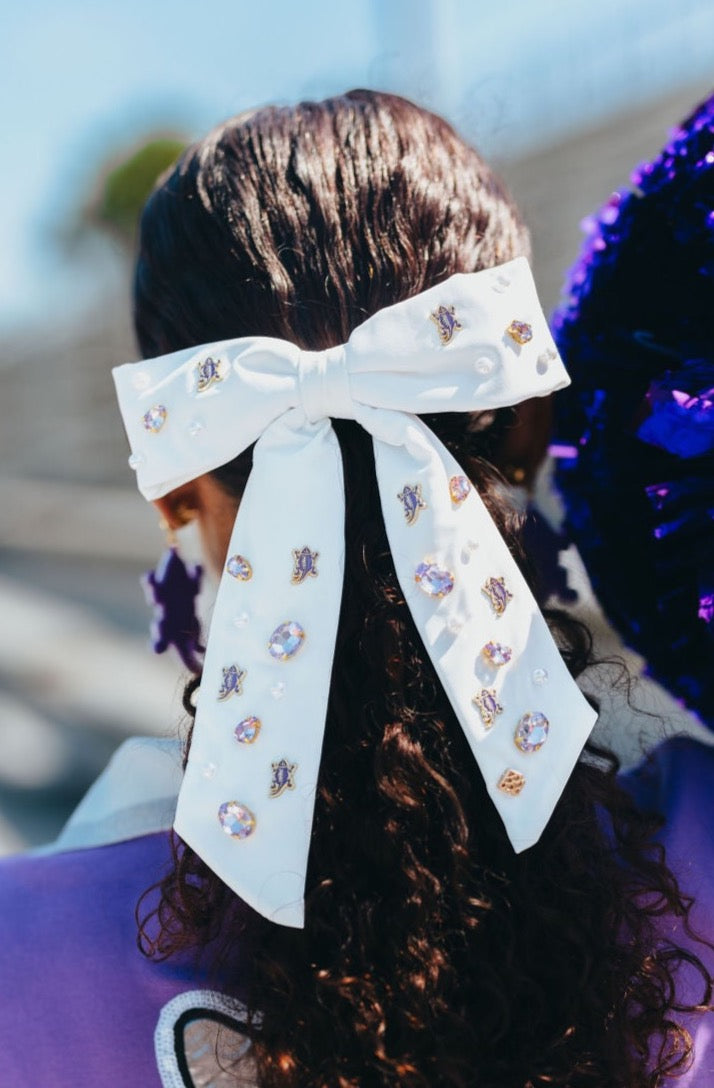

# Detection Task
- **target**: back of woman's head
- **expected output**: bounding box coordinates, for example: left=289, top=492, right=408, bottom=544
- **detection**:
left=134, top=90, right=709, bottom=1088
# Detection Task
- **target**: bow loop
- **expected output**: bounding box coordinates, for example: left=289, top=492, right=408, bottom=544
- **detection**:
left=297, top=344, right=353, bottom=422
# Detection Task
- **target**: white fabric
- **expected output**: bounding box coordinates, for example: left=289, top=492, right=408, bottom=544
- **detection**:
left=113, top=256, right=597, bottom=928
left=34, top=737, right=182, bottom=856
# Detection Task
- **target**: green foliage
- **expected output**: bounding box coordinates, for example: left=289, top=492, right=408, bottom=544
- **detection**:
left=96, top=138, right=186, bottom=241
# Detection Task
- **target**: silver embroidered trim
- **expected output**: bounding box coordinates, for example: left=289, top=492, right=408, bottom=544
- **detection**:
left=154, top=989, right=260, bottom=1088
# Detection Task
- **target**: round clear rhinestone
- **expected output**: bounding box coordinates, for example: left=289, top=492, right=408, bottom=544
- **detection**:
left=446, top=616, right=463, bottom=634
left=271, top=681, right=286, bottom=699
left=234, top=716, right=261, bottom=744
left=536, top=352, right=551, bottom=374
left=268, top=621, right=306, bottom=661
left=128, top=452, right=145, bottom=470
left=226, top=554, right=253, bottom=580
left=414, top=561, right=455, bottom=598
left=143, top=404, right=167, bottom=433
left=201, top=761, right=217, bottom=779
left=514, top=711, right=550, bottom=753
left=475, top=356, right=495, bottom=375
left=233, top=611, right=250, bottom=629
left=131, top=371, right=151, bottom=391
left=187, top=419, right=205, bottom=437
left=218, top=801, right=256, bottom=839
left=531, top=667, right=549, bottom=686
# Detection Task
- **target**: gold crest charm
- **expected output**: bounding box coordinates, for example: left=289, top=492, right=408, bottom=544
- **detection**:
left=482, top=576, right=513, bottom=616
left=291, top=546, right=319, bottom=584
left=270, top=759, right=298, bottom=799
left=497, top=769, right=526, bottom=796
left=430, top=305, right=463, bottom=345
left=397, top=483, right=427, bottom=526
left=472, top=688, right=503, bottom=728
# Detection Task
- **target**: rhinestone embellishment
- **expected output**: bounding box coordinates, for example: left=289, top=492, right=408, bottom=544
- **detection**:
left=234, top=716, right=261, bottom=744
left=291, top=546, right=319, bottom=585
left=218, top=801, right=256, bottom=838
left=226, top=554, right=253, bottom=580
left=268, top=621, right=306, bottom=660
left=498, top=769, right=526, bottom=796
left=506, top=320, right=533, bottom=346
left=269, top=758, right=298, bottom=798
left=472, top=687, right=503, bottom=728
left=196, top=355, right=223, bottom=393
left=482, top=576, right=513, bottom=616
left=430, top=304, right=463, bottom=345
left=481, top=641, right=512, bottom=667
left=449, top=475, right=471, bottom=504
left=218, top=664, right=246, bottom=700
left=414, top=561, right=455, bottom=598
left=514, top=711, right=550, bottom=753
left=143, top=405, right=167, bottom=433
left=532, top=667, right=549, bottom=686
left=128, top=452, right=145, bottom=470
left=397, top=483, right=427, bottom=526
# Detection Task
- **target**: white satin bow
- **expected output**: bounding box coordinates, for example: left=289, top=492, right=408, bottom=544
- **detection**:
left=113, top=257, right=596, bottom=928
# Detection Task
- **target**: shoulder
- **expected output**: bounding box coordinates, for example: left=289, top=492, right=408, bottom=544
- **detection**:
left=0, top=833, right=201, bottom=1086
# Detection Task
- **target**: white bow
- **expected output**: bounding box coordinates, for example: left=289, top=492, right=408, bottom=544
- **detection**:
left=113, top=257, right=596, bottom=928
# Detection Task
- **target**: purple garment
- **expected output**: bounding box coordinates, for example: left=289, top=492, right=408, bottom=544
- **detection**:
left=0, top=739, right=713, bottom=1084
left=0, top=831, right=234, bottom=1087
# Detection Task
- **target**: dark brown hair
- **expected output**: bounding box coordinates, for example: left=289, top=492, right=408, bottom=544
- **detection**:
left=134, top=90, right=710, bottom=1087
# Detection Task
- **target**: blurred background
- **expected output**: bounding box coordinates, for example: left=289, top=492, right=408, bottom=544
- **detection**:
left=1, top=0, right=712, bottom=853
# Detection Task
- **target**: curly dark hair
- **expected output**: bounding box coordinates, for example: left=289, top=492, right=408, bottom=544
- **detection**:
left=133, top=90, right=711, bottom=1087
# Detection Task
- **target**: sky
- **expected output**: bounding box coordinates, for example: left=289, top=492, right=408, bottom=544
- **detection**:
left=1, top=0, right=713, bottom=332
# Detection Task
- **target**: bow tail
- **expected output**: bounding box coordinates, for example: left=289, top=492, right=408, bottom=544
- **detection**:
left=174, top=410, right=345, bottom=927
left=366, top=409, right=597, bottom=851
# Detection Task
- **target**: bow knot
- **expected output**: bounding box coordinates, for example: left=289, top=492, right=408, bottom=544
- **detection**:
left=297, top=344, right=353, bottom=422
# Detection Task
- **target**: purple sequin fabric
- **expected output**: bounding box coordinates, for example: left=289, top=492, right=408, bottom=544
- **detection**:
left=552, top=93, right=714, bottom=728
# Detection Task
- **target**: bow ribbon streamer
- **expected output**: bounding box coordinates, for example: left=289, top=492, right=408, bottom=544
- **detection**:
left=114, top=257, right=597, bottom=927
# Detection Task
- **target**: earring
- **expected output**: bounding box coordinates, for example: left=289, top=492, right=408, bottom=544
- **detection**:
left=142, top=511, right=204, bottom=673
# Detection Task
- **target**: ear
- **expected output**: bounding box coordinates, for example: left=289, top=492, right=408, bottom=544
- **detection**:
left=151, top=483, right=201, bottom=530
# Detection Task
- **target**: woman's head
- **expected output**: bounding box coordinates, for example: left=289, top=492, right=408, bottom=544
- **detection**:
left=135, top=91, right=709, bottom=1088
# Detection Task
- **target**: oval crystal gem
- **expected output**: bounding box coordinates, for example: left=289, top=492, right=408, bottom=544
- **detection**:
left=514, top=711, right=550, bottom=753
left=414, top=561, right=454, bottom=598
left=234, top=716, right=261, bottom=744
left=218, top=801, right=256, bottom=839
left=268, top=621, right=306, bottom=661
left=143, top=404, right=167, bottom=433
left=226, top=554, right=253, bottom=580
left=449, top=475, right=471, bottom=504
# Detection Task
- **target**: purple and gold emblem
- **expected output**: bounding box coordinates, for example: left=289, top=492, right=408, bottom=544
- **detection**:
left=506, top=320, right=533, bottom=346
left=497, top=769, right=526, bottom=796
left=196, top=355, right=223, bottom=393
left=269, top=758, right=298, bottom=799
left=481, top=641, right=512, bottom=667
left=482, top=576, right=513, bottom=616
left=218, top=663, right=246, bottom=700
left=472, top=687, right=503, bottom=728
left=397, top=483, right=427, bottom=526
left=291, top=546, right=319, bottom=585
left=430, top=305, right=463, bottom=345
